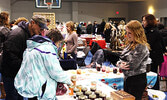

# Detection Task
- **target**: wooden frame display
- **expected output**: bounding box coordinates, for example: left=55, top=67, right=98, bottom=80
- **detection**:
left=33, top=12, right=56, bottom=30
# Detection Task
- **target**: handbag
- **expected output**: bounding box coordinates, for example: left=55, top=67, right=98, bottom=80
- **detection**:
left=159, top=55, right=167, bottom=77
left=56, top=82, right=67, bottom=96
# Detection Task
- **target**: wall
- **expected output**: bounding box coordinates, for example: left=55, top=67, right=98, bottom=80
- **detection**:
left=11, top=1, right=72, bottom=22
left=0, top=0, right=11, bottom=15
left=128, top=0, right=167, bottom=22
left=146, top=0, right=167, bottom=19
left=11, top=1, right=129, bottom=24
left=128, top=1, right=147, bottom=22
left=78, top=2, right=128, bottom=23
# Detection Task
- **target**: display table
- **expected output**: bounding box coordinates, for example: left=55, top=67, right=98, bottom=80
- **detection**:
left=80, top=34, right=96, bottom=44
left=56, top=69, right=157, bottom=100
left=66, top=69, right=157, bottom=90
left=89, top=39, right=106, bottom=49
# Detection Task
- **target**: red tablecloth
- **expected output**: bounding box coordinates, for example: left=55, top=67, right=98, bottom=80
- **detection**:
left=89, top=39, right=106, bottom=49
left=81, top=37, right=95, bottom=43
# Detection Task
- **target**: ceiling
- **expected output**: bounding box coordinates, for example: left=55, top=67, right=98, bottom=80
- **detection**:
left=11, top=0, right=145, bottom=3
left=11, top=0, right=145, bottom=6
left=62, top=0, right=145, bottom=2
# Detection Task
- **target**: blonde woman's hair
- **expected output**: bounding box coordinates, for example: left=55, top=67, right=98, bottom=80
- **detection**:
left=125, top=20, right=150, bottom=50
left=0, top=11, right=10, bottom=28
left=66, top=21, right=74, bottom=31
left=104, top=22, right=111, bottom=31
left=14, top=17, right=28, bottom=25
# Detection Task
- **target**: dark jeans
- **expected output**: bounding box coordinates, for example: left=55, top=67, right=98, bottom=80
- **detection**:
left=3, top=76, right=23, bottom=100
left=124, top=73, right=147, bottom=100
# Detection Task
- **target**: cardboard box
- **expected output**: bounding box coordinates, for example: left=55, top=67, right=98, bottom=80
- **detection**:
left=110, top=90, right=135, bottom=100
left=160, top=80, right=167, bottom=91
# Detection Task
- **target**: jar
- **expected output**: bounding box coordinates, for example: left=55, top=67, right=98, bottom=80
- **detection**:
left=91, top=81, right=97, bottom=87
left=76, top=85, right=82, bottom=92
left=90, top=86, right=96, bottom=92
left=74, top=88, right=80, bottom=93
left=76, top=92, right=83, bottom=97
left=96, top=66, right=101, bottom=71
left=113, top=68, right=117, bottom=74
left=95, top=90, right=102, bottom=98
left=78, top=95, right=87, bottom=100
left=89, top=94, right=96, bottom=100
left=106, top=97, right=112, bottom=100
left=99, top=93, right=106, bottom=100
left=95, top=98, right=102, bottom=100
left=68, top=85, right=74, bottom=96
left=85, top=91, right=92, bottom=98
left=71, top=75, right=77, bottom=86
left=81, top=87, right=88, bottom=95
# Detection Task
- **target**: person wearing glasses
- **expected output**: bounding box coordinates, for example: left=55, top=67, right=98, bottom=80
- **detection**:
left=1, top=15, right=48, bottom=100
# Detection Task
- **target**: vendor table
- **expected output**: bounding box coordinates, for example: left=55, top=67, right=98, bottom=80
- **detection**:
left=57, top=69, right=157, bottom=100
left=89, top=39, right=106, bottom=49
left=80, top=34, right=96, bottom=44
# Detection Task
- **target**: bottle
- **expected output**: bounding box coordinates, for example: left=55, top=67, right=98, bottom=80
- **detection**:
left=62, top=44, right=66, bottom=59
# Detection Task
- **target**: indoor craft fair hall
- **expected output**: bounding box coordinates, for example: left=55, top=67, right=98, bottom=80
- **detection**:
left=0, top=0, right=167, bottom=100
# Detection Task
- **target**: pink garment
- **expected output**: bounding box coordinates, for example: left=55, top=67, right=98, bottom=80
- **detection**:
left=159, top=55, right=167, bottom=77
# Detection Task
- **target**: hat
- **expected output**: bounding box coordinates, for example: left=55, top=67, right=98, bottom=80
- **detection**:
left=32, top=15, right=48, bottom=29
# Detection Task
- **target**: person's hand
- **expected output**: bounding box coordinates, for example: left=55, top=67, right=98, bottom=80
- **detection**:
left=86, top=64, right=92, bottom=68
left=119, top=62, right=130, bottom=70
left=64, top=39, right=67, bottom=42
left=164, top=52, right=167, bottom=56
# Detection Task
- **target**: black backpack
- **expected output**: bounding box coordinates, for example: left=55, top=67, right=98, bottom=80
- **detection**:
left=0, top=26, right=10, bottom=71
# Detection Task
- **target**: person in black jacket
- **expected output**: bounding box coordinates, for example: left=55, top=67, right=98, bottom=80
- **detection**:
left=86, top=21, right=93, bottom=34
left=104, top=22, right=112, bottom=43
left=0, top=11, right=10, bottom=99
left=157, top=23, right=167, bottom=47
left=1, top=15, right=48, bottom=100
left=142, top=14, right=166, bottom=90
left=92, top=21, right=98, bottom=35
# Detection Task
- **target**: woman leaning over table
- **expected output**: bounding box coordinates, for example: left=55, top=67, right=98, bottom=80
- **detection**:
left=14, top=29, right=72, bottom=100
left=65, top=21, right=78, bottom=60
left=116, top=20, right=151, bottom=100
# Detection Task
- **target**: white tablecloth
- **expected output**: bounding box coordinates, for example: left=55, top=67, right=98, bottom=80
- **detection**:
left=57, top=69, right=157, bottom=100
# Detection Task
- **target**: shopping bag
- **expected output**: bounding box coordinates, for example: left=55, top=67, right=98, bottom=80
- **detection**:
left=84, top=51, right=93, bottom=65
left=159, top=55, right=167, bottom=77
left=56, top=83, right=67, bottom=96
left=147, top=89, right=166, bottom=100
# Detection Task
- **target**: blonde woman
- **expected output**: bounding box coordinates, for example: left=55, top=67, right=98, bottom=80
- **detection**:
left=65, top=21, right=78, bottom=59
left=11, top=17, right=28, bottom=30
left=103, top=22, right=111, bottom=43
left=116, top=20, right=151, bottom=100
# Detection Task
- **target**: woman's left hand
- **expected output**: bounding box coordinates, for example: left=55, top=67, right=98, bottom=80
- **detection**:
left=119, top=62, right=130, bottom=70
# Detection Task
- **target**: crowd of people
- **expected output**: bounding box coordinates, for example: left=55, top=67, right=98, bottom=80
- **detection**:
left=0, top=10, right=166, bottom=100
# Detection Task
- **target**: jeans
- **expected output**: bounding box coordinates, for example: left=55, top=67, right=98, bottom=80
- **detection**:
left=3, top=76, right=23, bottom=100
